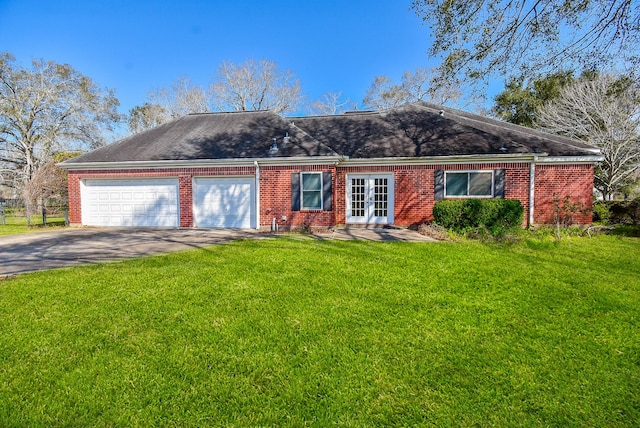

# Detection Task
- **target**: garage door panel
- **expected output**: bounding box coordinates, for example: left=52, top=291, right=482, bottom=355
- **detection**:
left=81, top=179, right=179, bottom=227
left=194, top=177, right=255, bottom=229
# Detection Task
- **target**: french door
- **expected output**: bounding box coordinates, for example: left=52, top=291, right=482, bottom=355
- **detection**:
left=346, top=174, right=394, bottom=224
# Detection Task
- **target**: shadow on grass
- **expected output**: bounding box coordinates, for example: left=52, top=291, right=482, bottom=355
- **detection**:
left=610, top=225, right=640, bottom=237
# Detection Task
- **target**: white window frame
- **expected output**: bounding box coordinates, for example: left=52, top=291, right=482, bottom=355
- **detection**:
left=444, top=170, right=494, bottom=198
left=300, top=172, right=323, bottom=210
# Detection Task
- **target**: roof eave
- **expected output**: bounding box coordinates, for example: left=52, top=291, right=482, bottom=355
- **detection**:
left=57, top=155, right=346, bottom=170
left=535, top=155, right=604, bottom=164
left=339, top=153, right=549, bottom=166
left=58, top=153, right=604, bottom=171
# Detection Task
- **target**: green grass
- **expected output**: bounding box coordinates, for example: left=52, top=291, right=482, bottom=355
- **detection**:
left=0, top=236, right=639, bottom=426
left=0, top=214, right=67, bottom=236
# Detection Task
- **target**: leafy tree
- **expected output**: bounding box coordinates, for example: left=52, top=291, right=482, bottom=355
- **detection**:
left=493, top=71, right=576, bottom=127
left=210, top=59, right=302, bottom=114
left=536, top=74, right=640, bottom=200
left=363, top=67, right=461, bottom=110
left=411, top=0, right=639, bottom=85
left=0, top=52, right=121, bottom=191
left=128, top=103, right=171, bottom=134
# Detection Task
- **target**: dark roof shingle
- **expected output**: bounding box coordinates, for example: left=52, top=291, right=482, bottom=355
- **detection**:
left=67, top=110, right=337, bottom=163
left=63, top=102, right=599, bottom=165
left=291, top=102, right=599, bottom=158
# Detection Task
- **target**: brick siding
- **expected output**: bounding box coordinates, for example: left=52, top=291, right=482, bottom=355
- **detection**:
left=67, top=162, right=594, bottom=228
left=260, top=165, right=336, bottom=230
left=534, top=164, right=594, bottom=224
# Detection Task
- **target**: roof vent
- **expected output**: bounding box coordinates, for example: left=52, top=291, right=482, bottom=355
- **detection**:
left=269, top=138, right=278, bottom=154
left=439, top=110, right=444, bottom=117
left=499, top=145, right=508, bottom=152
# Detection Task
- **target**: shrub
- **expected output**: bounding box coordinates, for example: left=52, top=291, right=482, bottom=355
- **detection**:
left=591, top=199, right=640, bottom=225
left=432, top=200, right=467, bottom=230
left=608, top=199, right=640, bottom=225
left=432, top=199, right=524, bottom=234
left=592, top=201, right=611, bottom=224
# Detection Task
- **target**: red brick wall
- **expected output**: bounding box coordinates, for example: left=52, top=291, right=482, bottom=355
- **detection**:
left=67, top=172, right=82, bottom=225
left=67, top=162, right=594, bottom=228
left=178, top=176, right=193, bottom=227
left=260, top=165, right=336, bottom=229
left=337, top=163, right=532, bottom=227
left=534, top=164, right=594, bottom=224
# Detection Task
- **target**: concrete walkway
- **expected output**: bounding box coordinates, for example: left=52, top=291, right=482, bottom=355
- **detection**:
left=319, top=227, right=436, bottom=242
left=0, top=226, right=433, bottom=276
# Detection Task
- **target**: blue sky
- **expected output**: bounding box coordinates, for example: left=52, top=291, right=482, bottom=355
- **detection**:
left=0, top=0, right=494, bottom=118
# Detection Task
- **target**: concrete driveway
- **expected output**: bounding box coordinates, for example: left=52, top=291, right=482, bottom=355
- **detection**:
left=0, top=228, right=266, bottom=276
left=0, top=227, right=434, bottom=276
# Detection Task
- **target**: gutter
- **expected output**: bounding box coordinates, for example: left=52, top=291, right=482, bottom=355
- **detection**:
left=338, top=153, right=549, bottom=166
left=57, top=152, right=603, bottom=171
left=57, top=155, right=346, bottom=171
left=535, top=155, right=604, bottom=164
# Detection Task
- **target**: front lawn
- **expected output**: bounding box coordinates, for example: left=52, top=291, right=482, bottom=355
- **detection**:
left=0, top=214, right=67, bottom=236
left=0, top=236, right=638, bottom=426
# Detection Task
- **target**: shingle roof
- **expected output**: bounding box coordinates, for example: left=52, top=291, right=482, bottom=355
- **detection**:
left=66, top=110, right=337, bottom=163
left=63, top=102, right=599, bottom=165
left=291, top=102, right=599, bottom=158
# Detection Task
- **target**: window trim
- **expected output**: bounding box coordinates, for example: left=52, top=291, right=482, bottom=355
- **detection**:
left=300, top=172, right=323, bottom=210
left=444, top=170, right=494, bottom=198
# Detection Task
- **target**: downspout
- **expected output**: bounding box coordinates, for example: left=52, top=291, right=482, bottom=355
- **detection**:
left=529, top=156, right=537, bottom=227
left=254, top=161, right=260, bottom=230
left=334, top=157, right=344, bottom=227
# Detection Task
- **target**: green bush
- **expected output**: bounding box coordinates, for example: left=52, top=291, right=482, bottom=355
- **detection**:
left=592, top=199, right=640, bottom=225
left=592, top=201, right=611, bottom=224
left=433, top=199, right=524, bottom=234
left=609, top=199, right=640, bottom=225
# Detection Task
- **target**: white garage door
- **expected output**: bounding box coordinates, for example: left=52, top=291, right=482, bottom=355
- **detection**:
left=81, top=179, right=179, bottom=227
left=193, top=177, right=255, bottom=228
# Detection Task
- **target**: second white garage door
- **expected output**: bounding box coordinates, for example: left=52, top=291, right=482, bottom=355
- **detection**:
left=193, top=177, right=256, bottom=228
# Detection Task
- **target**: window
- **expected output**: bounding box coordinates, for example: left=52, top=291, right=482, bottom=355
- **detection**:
left=445, top=171, right=493, bottom=197
left=301, top=172, right=323, bottom=210
left=291, top=171, right=333, bottom=211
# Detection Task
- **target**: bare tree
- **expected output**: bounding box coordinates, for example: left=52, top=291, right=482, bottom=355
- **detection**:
left=411, top=0, right=640, bottom=88
left=22, top=161, right=69, bottom=226
left=128, top=59, right=303, bottom=131
left=363, top=68, right=462, bottom=110
left=363, top=76, right=409, bottom=110
left=310, top=91, right=354, bottom=115
left=148, top=76, right=209, bottom=118
left=0, top=52, right=121, bottom=192
left=210, top=59, right=302, bottom=113
left=536, top=74, right=640, bottom=200
left=128, top=76, right=210, bottom=134
left=404, top=68, right=462, bottom=106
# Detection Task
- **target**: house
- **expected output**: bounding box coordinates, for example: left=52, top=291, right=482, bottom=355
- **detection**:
left=60, top=102, right=602, bottom=230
